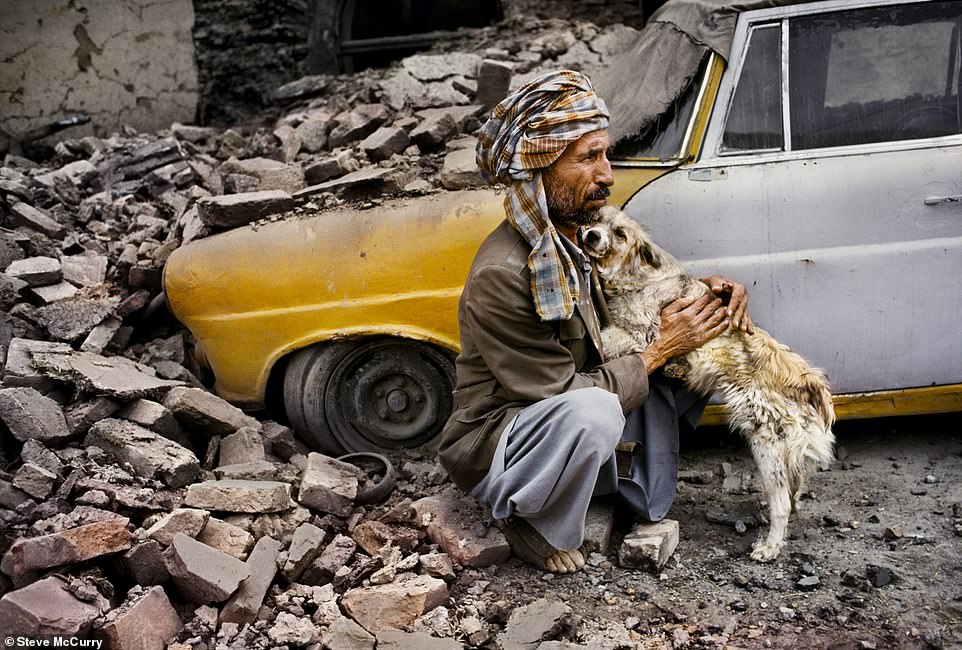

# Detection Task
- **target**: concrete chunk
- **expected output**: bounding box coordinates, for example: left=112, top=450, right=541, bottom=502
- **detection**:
left=195, top=190, right=294, bottom=228
left=1, top=338, right=72, bottom=390
left=98, top=585, right=183, bottom=650
left=476, top=59, right=513, bottom=109
left=35, top=297, right=115, bottom=342
left=412, top=493, right=510, bottom=568
left=282, top=522, right=327, bottom=582
left=165, top=533, right=250, bottom=603
left=28, top=348, right=184, bottom=399
left=118, top=398, right=182, bottom=438
left=12, top=462, right=58, bottom=499
left=298, top=452, right=361, bottom=517
left=184, top=479, right=292, bottom=513
left=9, top=201, right=65, bottom=238
left=328, top=103, right=390, bottom=147
left=123, top=541, right=170, bottom=586
left=1, top=517, right=131, bottom=580
left=440, top=147, right=483, bottom=190
left=162, top=386, right=260, bottom=435
left=197, top=516, right=255, bottom=558
left=146, top=508, right=210, bottom=546
left=410, top=111, right=458, bottom=149
left=360, top=126, right=410, bottom=161
left=302, top=533, right=356, bottom=585
left=498, top=598, right=575, bottom=650
left=323, top=617, right=376, bottom=650
left=340, top=574, right=448, bottom=633
left=617, top=519, right=680, bottom=572
left=6, top=255, right=62, bottom=286
left=30, top=280, right=78, bottom=303
left=80, top=315, right=123, bottom=353
left=220, top=535, right=282, bottom=626
left=85, top=418, right=200, bottom=488
left=220, top=157, right=305, bottom=194
left=0, top=575, right=109, bottom=636
left=218, top=425, right=266, bottom=466
left=61, top=254, right=109, bottom=287
left=0, top=386, right=72, bottom=443
left=377, top=629, right=464, bottom=650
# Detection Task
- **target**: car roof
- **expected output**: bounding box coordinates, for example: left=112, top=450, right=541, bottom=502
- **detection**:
left=598, top=0, right=809, bottom=146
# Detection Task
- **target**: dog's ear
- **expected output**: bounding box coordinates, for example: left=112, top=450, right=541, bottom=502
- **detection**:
left=627, top=231, right=662, bottom=272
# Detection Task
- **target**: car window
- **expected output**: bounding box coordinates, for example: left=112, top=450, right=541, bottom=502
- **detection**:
left=789, top=1, right=962, bottom=150
left=720, top=23, right=783, bottom=153
left=719, top=1, right=962, bottom=155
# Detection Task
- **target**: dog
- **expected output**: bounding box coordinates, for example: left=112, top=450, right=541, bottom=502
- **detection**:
left=582, top=206, right=835, bottom=562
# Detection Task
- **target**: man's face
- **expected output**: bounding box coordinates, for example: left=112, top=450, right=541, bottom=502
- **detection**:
left=542, top=129, right=614, bottom=230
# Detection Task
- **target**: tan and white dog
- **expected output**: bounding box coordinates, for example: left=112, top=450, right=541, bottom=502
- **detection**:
left=582, top=206, right=835, bottom=561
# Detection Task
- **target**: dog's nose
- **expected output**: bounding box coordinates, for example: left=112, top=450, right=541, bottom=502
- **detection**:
left=584, top=230, right=600, bottom=246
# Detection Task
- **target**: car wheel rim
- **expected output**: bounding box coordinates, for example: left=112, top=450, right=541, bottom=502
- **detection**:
left=325, top=339, right=454, bottom=450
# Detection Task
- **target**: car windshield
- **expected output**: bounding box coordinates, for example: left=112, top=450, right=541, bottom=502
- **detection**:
left=609, top=56, right=708, bottom=161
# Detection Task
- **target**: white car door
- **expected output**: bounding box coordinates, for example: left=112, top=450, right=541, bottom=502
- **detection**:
left=623, top=0, right=962, bottom=394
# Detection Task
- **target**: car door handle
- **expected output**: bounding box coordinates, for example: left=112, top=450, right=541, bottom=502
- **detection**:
left=924, top=195, right=962, bottom=206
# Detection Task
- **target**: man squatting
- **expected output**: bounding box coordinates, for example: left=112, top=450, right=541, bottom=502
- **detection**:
left=437, top=70, right=754, bottom=573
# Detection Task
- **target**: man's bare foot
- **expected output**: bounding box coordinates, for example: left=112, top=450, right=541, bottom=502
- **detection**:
left=545, top=547, right=586, bottom=573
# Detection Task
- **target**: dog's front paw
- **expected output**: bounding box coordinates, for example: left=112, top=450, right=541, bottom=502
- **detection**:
left=749, top=540, right=783, bottom=562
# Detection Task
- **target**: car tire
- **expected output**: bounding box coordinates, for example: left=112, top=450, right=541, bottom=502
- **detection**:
left=283, top=337, right=456, bottom=454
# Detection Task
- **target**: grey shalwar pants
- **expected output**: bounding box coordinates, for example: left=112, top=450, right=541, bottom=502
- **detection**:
left=470, top=378, right=704, bottom=551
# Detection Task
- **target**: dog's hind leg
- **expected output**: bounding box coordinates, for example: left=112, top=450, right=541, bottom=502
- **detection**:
left=748, top=437, right=792, bottom=562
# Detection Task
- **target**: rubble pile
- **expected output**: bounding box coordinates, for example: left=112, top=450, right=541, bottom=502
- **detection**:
left=0, top=15, right=648, bottom=650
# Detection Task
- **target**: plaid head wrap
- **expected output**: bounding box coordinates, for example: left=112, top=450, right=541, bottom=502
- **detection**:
left=476, top=70, right=610, bottom=322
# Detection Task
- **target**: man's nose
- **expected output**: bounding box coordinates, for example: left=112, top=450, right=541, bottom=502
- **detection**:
left=597, top=155, right=613, bottom=186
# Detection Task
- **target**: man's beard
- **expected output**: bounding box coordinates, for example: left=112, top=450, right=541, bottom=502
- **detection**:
left=544, top=180, right=610, bottom=230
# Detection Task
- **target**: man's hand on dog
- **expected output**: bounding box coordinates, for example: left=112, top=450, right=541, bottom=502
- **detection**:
left=700, top=275, right=754, bottom=334
left=641, top=293, right=729, bottom=371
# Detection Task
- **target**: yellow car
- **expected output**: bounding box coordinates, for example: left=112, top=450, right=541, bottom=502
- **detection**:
left=164, top=0, right=962, bottom=453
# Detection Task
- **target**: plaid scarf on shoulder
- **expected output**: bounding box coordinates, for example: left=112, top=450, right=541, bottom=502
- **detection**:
left=475, top=70, right=609, bottom=322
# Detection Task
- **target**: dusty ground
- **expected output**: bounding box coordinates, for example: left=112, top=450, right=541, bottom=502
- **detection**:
left=422, top=413, right=962, bottom=649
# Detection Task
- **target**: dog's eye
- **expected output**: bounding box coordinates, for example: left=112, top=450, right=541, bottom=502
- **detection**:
left=613, top=227, right=627, bottom=241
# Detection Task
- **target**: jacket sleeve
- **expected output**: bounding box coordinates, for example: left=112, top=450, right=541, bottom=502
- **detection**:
left=461, top=262, right=650, bottom=413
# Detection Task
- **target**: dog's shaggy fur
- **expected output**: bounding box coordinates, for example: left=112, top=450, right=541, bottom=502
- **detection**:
left=583, top=206, right=835, bottom=561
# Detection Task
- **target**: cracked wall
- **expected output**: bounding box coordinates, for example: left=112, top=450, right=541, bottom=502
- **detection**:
left=0, top=0, right=198, bottom=142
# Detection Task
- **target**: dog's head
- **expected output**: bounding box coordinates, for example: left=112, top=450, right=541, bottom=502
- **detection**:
left=582, top=206, right=665, bottom=282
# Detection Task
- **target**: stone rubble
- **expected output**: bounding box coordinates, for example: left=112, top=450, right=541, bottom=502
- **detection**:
left=0, top=13, right=659, bottom=645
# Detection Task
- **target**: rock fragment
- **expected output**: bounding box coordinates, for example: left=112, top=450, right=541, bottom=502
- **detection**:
left=0, top=386, right=72, bottom=443
left=618, top=519, right=679, bottom=572
left=412, top=493, right=510, bottom=567
left=1, top=517, right=132, bottom=580
left=298, top=452, right=361, bottom=517
left=220, top=535, right=281, bottom=626
left=195, top=189, right=295, bottom=228
left=0, top=575, right=109, bottom=636
left=185, top=479, right=292, bottom=513
left=97, top=586, right=184, bottom=650
left=162, top=386, right=260, bottom=435
left=85, top=418, right=200, bottom=487
left=340, top=574, right=448, bottom=633
left=9, top=201, right=65, bottom=238
left=6, top=255, right=62, bottom=286
left=164, top=533, right=250, bottom=603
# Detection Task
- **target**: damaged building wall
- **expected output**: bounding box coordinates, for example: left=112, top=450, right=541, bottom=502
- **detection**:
left=0, top=0, right=198, bottom=142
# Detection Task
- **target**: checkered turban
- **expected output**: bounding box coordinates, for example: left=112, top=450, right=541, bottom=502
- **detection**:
left=476, top=70, right=610, bottom=322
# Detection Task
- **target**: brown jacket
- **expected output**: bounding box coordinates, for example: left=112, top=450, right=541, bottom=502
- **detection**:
left=437, top=220, right=650, bottom=491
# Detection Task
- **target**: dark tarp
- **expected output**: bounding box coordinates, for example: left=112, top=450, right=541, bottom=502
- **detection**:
left=596, top=0, right=810, bottom=146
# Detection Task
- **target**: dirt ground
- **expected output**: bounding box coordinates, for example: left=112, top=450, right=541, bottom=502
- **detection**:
left=426, top=412, right=962, bottom=649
